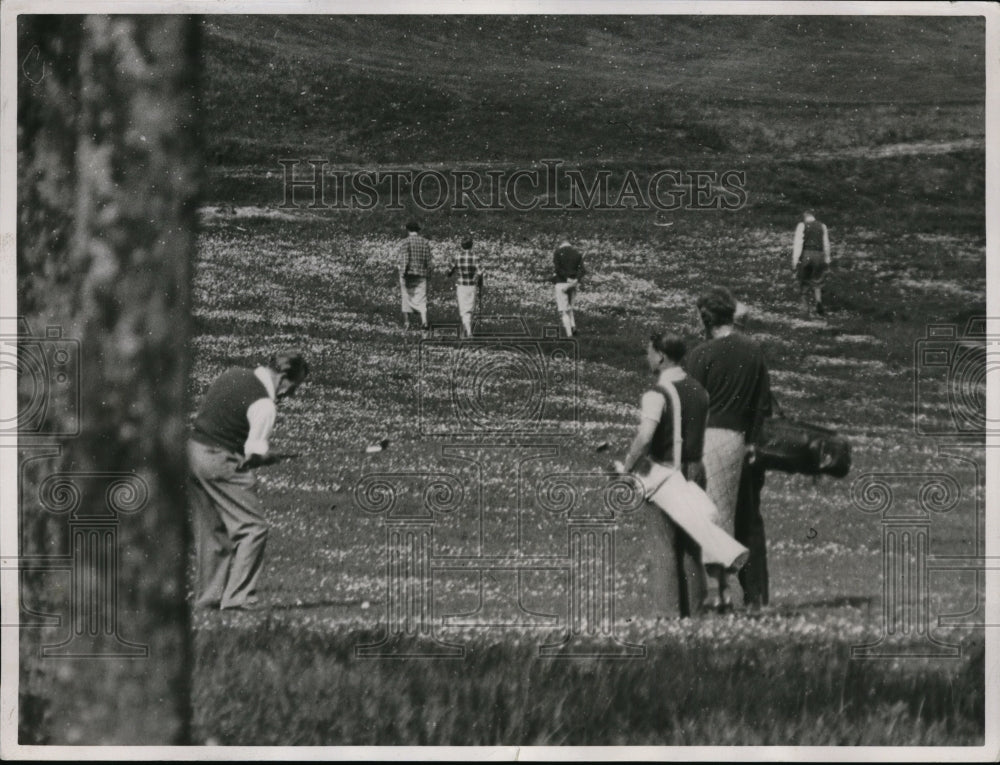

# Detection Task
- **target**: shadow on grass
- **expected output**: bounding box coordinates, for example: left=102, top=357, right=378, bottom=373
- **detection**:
left=267, top=599, right=372, bottom=611
left=752, top=596, right=876, bottom=620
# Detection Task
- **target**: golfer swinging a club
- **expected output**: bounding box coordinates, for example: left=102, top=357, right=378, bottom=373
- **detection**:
left=188, top=350, right=309, bottom=611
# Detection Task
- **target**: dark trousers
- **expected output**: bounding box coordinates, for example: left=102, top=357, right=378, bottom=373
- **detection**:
left=672, top=527, right=706, bottom=618
left=734, top=456, right=768, bottom=607
left=675, top=462, right=708, bottom=617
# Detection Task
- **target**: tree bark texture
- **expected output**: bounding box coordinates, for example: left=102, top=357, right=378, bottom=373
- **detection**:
left=16, top=14, right=199, bottom=745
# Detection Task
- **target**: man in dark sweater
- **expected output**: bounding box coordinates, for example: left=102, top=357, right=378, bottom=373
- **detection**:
left=188, top=350, right=309, bottom=610
left=731, top=302, right=770, bottom=609
left=686, top=287, right=771, bottom=613
left=552, top=239, right=585, bottom=337
left=621, top=331, right=711, bottom=616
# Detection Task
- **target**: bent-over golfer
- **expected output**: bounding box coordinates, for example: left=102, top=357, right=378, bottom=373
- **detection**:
left=188, top=350, right=309, bottom=610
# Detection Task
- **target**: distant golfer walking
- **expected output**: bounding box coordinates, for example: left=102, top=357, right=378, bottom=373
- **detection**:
left=552, top=239, right=585, bottom=337
left=792, top=210, right=831, bottom=316
left=686, top=287, right=772, bottom=613
left=448, top=236, right=483, bottom=338
left=188, top=350, right=309, bottom=610
left=397, top=221, right=433, bottom=331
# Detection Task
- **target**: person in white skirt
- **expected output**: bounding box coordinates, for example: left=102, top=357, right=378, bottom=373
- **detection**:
left=448, top=236, right=483, bottom=338
left=685, top=287, right=772, bottom=613
left=396, top=221, right=433, bottom=331
left=551, top=240, right=585, bottom=337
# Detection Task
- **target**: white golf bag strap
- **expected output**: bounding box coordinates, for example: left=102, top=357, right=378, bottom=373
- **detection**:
left=656, top=380, right=683, bottom=474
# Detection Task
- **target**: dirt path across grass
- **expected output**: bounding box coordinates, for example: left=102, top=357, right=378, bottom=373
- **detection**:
left=803, top=137, right=983, bottom=161
left=207, top=137, right=986, bottom=180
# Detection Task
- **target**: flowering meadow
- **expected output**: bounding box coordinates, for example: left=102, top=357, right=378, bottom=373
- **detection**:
left=189, top=206, right=985, bottom=745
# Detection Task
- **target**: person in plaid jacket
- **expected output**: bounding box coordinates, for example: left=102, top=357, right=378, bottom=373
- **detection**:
left=397, top=221, right=433, bottom=331
left=447, top=236, right=483, bottom=337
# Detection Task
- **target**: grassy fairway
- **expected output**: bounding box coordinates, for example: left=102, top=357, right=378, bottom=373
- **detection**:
left=178, top=14, right=987, bottom=746
left=187, top=208, right=985, bottom=745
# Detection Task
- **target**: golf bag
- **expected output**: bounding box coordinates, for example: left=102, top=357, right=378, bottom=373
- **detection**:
left=633, top=381, right=749, bottom=571
left=753, top=416, right=851, bottom=478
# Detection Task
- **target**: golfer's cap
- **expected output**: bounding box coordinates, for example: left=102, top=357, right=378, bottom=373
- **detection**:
left=269, top=349, right=309, bottom=383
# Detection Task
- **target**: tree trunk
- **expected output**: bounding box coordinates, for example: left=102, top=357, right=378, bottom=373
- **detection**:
left=16, top=14, right=199, bottom=745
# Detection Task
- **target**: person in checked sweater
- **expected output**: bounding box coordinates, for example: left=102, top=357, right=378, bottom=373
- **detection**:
left=397, top=220, right=433, bottom=331
left=448, top=236, right=483, bottom=338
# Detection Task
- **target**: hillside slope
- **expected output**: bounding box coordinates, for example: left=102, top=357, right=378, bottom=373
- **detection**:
left=202, top=15, right=985, bottom=165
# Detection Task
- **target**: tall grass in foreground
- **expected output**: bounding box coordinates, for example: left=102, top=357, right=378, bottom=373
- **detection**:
left=193, top=620, right=983, bottom=745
